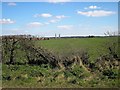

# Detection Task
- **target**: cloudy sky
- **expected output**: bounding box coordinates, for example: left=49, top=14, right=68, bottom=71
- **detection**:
left=0, top=1, right=118, bottom=36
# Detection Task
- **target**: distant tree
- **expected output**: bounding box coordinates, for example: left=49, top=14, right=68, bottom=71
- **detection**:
left=104, top=31, right=118, bottom=36
left=88, top=35, right=94, bottom=38
left=59, top=34, right=61, bottom=38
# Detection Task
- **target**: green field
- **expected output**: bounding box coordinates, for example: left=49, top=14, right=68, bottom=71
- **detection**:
left=36, top=37, right=118, bottom=62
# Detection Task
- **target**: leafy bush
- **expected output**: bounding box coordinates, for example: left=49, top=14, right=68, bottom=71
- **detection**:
left=102, top=69, right=118, bottom=79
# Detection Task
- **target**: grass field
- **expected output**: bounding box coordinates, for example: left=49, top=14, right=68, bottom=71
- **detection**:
left=36, top=37, right=118, bottom=62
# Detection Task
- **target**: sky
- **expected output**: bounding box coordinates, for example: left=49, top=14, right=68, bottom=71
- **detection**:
left=0, top=1, right=118, bottom=37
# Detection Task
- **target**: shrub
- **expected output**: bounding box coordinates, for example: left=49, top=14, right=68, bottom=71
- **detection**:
left=102, top=69, right=118, bottom=79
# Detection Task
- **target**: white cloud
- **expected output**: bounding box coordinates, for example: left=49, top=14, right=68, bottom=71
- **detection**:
left=41, top=13, right=52, bottom=18
left=77, top=10, right=116, bottom=17
left=49, top=19, right=59, bottom=23
left=0, top=18, right=15, bottom=24
left=27, top=22, right=43, bottom=27
left=8, top=2, right=16, bottom=6
left=34, top=13, right=52, bottom=18
left=89, top=6, right=97, bottom=9
left=48, top=0, right=71, bottom=3
left=57, top=25, right=73, bottom=30
left=84, top=5, right=100, bottom=10
left=55, top=15, right=67, bottom=19
left=34, top=14, right=68, bottom=25
left=49, top=15, right=68, bottom=23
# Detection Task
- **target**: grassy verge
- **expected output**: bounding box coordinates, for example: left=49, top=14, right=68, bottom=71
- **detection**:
left=2, top=64, right=119, bottom=88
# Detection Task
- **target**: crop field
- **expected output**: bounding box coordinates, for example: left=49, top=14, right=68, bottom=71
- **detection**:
left=2, top=36, right=119, bottom=88
left=36, top=37, right=118, bottom=62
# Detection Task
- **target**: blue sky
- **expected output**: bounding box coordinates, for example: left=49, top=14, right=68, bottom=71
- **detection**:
left=1, top=2, right=118, bottom=36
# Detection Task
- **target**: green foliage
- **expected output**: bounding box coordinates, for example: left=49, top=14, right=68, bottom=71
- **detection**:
left=14, top=49, right=28, bottom=64
left=102, top=69, right=118, bottom=79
